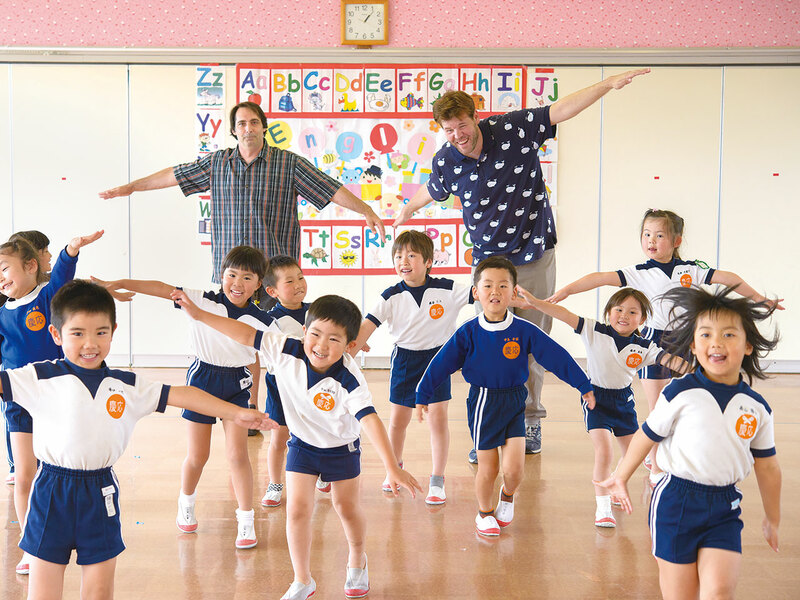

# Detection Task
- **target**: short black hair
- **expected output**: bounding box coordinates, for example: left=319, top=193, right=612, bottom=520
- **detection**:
left=265, top=254, right=302, bottom=288
left=51, top=280, right=117, bottom=332
left=305, top=295, right=361, bottom=343
left=9, top=230, right=50, bottom=251
left=221, top=245, right=268, bottom=281
left=229, top=101, right=268, bottom=139
left=473, top=256, right=517, bottom=287
left=392, top=230, right=434, bottom=274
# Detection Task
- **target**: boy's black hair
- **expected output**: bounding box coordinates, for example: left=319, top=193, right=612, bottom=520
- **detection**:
left=305, top=295, right=361, bottom=343
left=9, top=230, right=50, bottom=251
left=220, top=245, right=268, bottom=281
left=265, top=254, right=301, bottom=288
left=473, top=256, right=517, bottom=287
left=603, top=287, right=653, bottom=330
left=392, top=230, right=434, bottom=275
left=51, top=280, right=117, bottom=332
left=661, top=285, right=779, bottom=384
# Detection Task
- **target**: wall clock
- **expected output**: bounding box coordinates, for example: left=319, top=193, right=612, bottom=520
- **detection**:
left=341, top=1, right=389, bottom=46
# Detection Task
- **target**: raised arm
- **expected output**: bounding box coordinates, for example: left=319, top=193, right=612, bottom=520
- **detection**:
left=710, top=270, right=785, bottom=311
left=329, top=187, right=386, bottom=242
left=91, top=276, right=174, bottom=301
left=167, top=385, right=277, bottom=431
left=547, top=271, right=622, bottom=303
left=753, top=455, right=782, bottom=552
left=393, top=185, right=435, bottom=228
left=66, top=230, right=105, bottom=258
left=171, top=289, right=257, bottom=347
left=658, top=351, right=691, bottom=375
left=98, top=167, right=179, bottom=200
left=349, top=319, right=378, bottom=357
left=549, top=68, right=651, bottom=125
left=515, top=285, right=580, bottom=330
left=360, top=413, right=422, bottom=498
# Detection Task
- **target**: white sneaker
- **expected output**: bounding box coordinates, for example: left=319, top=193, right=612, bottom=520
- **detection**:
left=176, top=498, right=198, bottom=533
left=495, top=489, right=514, bottom=527
left=595, top=508, right=617, bottom=528
left=15, top=554, right=30, bottom=575
left=316, top=476, right=331, bottom=493
left=261, top=486, right=282, bottom=508
left=344, top=554, right=369, bottom=599
left=5, top=471, right=15, bottom=485
left=235, top=509, right=257, bottom=549
left=381, top=474, right=393, bottom=493
left=649, top=471, right=666, bottom=489
left=425, top=485, right=446, bottom=505
left=281, top=577, right=316, bottom=600
left=475, top=514, right=501, bottom=537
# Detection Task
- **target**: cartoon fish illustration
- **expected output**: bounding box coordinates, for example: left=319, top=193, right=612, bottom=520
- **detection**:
left=399, top=94, right=424, bottom=110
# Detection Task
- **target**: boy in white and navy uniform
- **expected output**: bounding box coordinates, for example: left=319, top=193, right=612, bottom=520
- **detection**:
left=353, top=230, right=472, bottom=505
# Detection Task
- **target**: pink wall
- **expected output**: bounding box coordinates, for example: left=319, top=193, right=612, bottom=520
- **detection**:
left=1, top=0, right=797, bottom=49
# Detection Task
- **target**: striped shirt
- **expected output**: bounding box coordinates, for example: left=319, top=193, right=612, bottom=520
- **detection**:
left=174, top=142, right=340, bottom=282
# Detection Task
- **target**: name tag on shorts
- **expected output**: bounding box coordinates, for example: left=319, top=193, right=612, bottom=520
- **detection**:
left=348, top=441, right=357, bottom=453
left=101, top=485, right=116, bottom=517
left=240, top=375, right=253, bottom=390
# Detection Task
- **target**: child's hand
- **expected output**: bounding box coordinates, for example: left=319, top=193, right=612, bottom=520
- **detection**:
left=595, top=475, right=632, bottom=514
left=762, top=517, right=779, bottom=552
left=545, top=288, right=569, bottom=303
left=234, top=407, right=279, bottom=431
left=511, top=285, right=537, bottom=309
left=66, top=230, right=105, bottom=257
left=171, top=289, right=200, bottom=319
left=415, top=404, right=427, bottom=423
left=91, top=276, right=135, bottom=302
left=582, top=390, right=596, bottom=410
left=385, top=467, right=423, bottom=499
left=765, top=297, right=785, bottom=311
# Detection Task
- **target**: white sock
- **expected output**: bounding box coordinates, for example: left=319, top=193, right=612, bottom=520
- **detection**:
left=595, top=495, right=611, bottom=512
left=179, top=491, right=196, bottom=505
left=236, top=508, right=255, bottom=523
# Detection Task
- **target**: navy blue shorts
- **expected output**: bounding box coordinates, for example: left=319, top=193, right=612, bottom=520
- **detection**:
left=263, top=372, right=286, bottom=427
left=639, top=328, right=671, bottom=380
left=390, top=346, right=451, bottom=408
left=467, top=385, right=526, bottom=451
left=21, top=463, right=125, bottom=565
left=286, top=435, right=361, bottom=482
left=182, top=360, right=252, bottom=424
left=649, top=474, right=743, bottom=564
left=3, top=399, right=33, bottom=433
left=582, top=385, right=639, bottom=437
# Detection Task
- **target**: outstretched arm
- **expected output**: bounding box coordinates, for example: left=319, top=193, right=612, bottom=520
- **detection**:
left=596, top=429, right=656, bottom=514
left=349, top=320, right=378, bottom=357
left=549, top=68, right=651, bottom=125
left=329, top=187, right=386, bottom=242
left=753, top=455, right=781, bottom=552
left=167, top=385, right=277, bottom=431
left=547, top=271, right=622, bottom=303
left=171, top=289, right=258, bottom=347
left=99, top=167, right=178, bottom=200
left=658, top=351, right=691, bottom=375
left=66, top=230, right=105, bottom=258
left=393, top=185, right=435, bottom=227
left=360, top=413, right=423, bottom=498
left=711, top=270, right=785, bottom=311
left=91, top=276, right=174, bottom=301
left=515, top=285, right=581, bottom=330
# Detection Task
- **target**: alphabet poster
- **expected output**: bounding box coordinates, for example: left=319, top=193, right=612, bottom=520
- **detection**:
left=195, top=65, right=226, bottom=245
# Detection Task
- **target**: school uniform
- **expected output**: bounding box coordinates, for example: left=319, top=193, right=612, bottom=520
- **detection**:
left=262, top=302, right=308, bottom=426
left=0, top=359, right=169, bottom=565
left=617, top=259, right=714, bottom=379
left=643, top=370, right=775, bottom=563
left=366, top=276, right=472, bottom=407
left=174, top=288, right=277, bottom=424
left=252, top=330, right=375, bottom=481
left=575, top=317, right=665, bottom=436
left=416, top=312, right=592, bottom=450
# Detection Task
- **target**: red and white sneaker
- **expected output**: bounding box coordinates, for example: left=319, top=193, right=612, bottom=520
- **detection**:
left=425, top=484, right=446, bottom=505
left=315, top=476, right=331, bottom=494
left=15, top=556, right=30, bottom=575
left=176, top=498, right=198, bottom=533
left=261, top=484, right=283, bottom=507
left=595, top=510, right=617, bottom=528
left=344, top=554, right=369, bottom=599
left=475, top=514, right=501, bottom=537
left=235, top=509, right=257, bottom=549
left=495, top=490, right=514, bottom=527
left=5, top=471, right=15, bottom=485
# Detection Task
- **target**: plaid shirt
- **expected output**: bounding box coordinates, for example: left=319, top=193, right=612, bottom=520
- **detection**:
left=174, top=143, right=340, bottom=282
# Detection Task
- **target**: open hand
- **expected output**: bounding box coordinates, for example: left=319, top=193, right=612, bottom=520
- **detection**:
left=385, top=467, right=423, bottom=499
left=67, top=230, right=104, bottom=256
left=594, top=475, right=632, bottom=514
left=99, top=184, right=134, bottom=200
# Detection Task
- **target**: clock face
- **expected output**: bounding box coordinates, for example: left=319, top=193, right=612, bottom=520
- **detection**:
left=344, top=3, right=386, bottom=42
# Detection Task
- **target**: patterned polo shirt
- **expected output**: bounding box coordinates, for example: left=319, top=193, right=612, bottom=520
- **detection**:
left=174, top=142, right=340, bottom=282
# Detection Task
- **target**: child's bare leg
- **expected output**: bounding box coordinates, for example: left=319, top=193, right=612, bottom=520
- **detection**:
left=79, top=557, right=117, bottom=600
left=10, top=432, right=35, bottom=530
left=499, top=437, right=525, bottom=494
left=474, top=449, right=500, bottom=511
left=697, top=548, right=741, bottom=600
left=387, top=404, right=413, bottom=465
left=27, top=556, right=67, bottom=600
left=655, top=558, right=699, bottom=600
left=180, top=422, right=212, bottom=495
left=589, top=429, right=615, bottom=496
left=267, top=426, right=290, bottom=484
left=331, top=477, right=367, bottom=568
left=222, top=419, right=253, bottom=511
left=427, top=401, right=450, bottom=477
left=641, top=378, right=669, bottom=475
left=285, top=472, right=318, bottom=584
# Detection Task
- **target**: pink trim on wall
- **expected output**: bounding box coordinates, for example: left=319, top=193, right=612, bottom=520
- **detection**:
left=1, top=0, right=797, bottom=49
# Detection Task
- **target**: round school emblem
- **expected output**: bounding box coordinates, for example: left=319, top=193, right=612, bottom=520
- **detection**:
left=313, top=392, right=335, bottom=412
left=429, top=304, right=444, bottom=319
left=734, top=414, right=757, bottom=439
left=680, top=274, right=693, bottom=288
left=502, top=341, right=521, bottom=359
left=626, top=354, right=643, bottom=368
left=25, top=310, right=46, bottom=332
left=106, top=394, right=126, bottom=419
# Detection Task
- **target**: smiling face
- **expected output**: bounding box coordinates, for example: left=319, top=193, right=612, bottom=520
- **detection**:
left=690, top=310, right=753, bottom=385
left=267, top=265, right=307, bottom=310
left=0, top=251, right=39, bottom=299
left=606, top=295, right=646, bottom=336
left=641, top=217, right=681, bottom=263
left=393, top=245, right=431, bottom=287
left=440, top=112, right=483, bottom=159
left=221, top=267, right=262, bottom=308
left=49, top=311, right=115, bottom=370
left=473, top=267, right=516, bottom=321
left=303, top=318, right=356, bottom=374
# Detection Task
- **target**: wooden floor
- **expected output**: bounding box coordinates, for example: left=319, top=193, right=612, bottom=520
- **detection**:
left=2, top=369, right=798, bottom=599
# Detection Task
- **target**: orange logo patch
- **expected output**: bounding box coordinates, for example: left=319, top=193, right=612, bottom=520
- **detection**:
left=626, top=354, right=643, bottom=368
left=106, top=394, right=126, bottom=419
left=429, top=303, right=444, bottom=319
left=502, top=341, right=521, bottom=359
left=25, top=311, right=46, bottom=332
left=735, top=414, right=757, bottom=439
left=680, top=274, right=693, bottom=288
left=313, top=392, right=335, bottom=412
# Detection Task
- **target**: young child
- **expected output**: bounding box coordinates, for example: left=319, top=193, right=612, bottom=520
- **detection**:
left=548, top=208, right=783, bottom=484
left=0, top=280, right=274, bottom=600
left=516, top=286, right=686, bottom=527
left=350, top=230, right=472, bottom=505
left=416, top=256, right=595, bottom=537
left=93, top=245, right=275, bottom=548
left=259, top=255, right=331, bottom=507
left=599, top=285, right=782, bottom=600
left=0, top=229, right=104, bottom=575
left=172, top=289, right=422, bottom=600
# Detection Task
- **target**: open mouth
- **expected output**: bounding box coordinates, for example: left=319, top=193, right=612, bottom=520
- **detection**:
left=708, top=352, right=727, bottom=364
